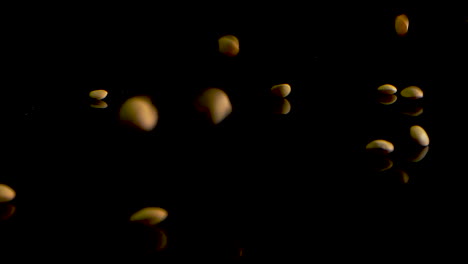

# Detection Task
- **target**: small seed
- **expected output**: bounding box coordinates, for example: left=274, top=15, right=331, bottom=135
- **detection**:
left=410, top=125, right=430, bottom=146
left=0, top=184, right=16, bottom=203
left=395, top=14, right=409, bottom=36
left=377, top=84, right=397, bottom=94
left=119, top=95, right=158, bottom=131
left=195, top=87, right=232, bottom=124
left=271, top=83, right=291, bottom=97
left=400, top=86, right=423, bottom=99
left=89, top=89, right=108, bottom=100
left=130, top=207, right=168, bottom=226
left=365, top=139, right=394, bottom=154
left=218, top=35, right=240, bottom=57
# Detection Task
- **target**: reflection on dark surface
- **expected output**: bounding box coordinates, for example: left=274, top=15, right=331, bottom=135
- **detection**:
left=124, top=223, right=168, bottom=256
left=365, top=155, right=394, bottom=172
left=375, top=167, right=411, bottom=185
left=271, top=98, right=291, bottom=115
left=406, top=146, right=429, bottom=162
left=394, top=168, right=410, bottom=184
left=400, top=105, right=424, bottom=117
left=4, top=4, right=468, bottom=261
left=377, top=94, right=398, bottom=105
left=0, top=204, right=16, bottom=221
left=90, top=99, right=108, bottom=109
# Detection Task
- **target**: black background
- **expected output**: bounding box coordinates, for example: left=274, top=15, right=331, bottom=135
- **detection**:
left=2, top=4, right=468, bottom=261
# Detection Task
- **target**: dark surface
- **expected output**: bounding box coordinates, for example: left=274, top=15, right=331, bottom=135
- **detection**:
left=3, top=5, right=468, bottom=261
